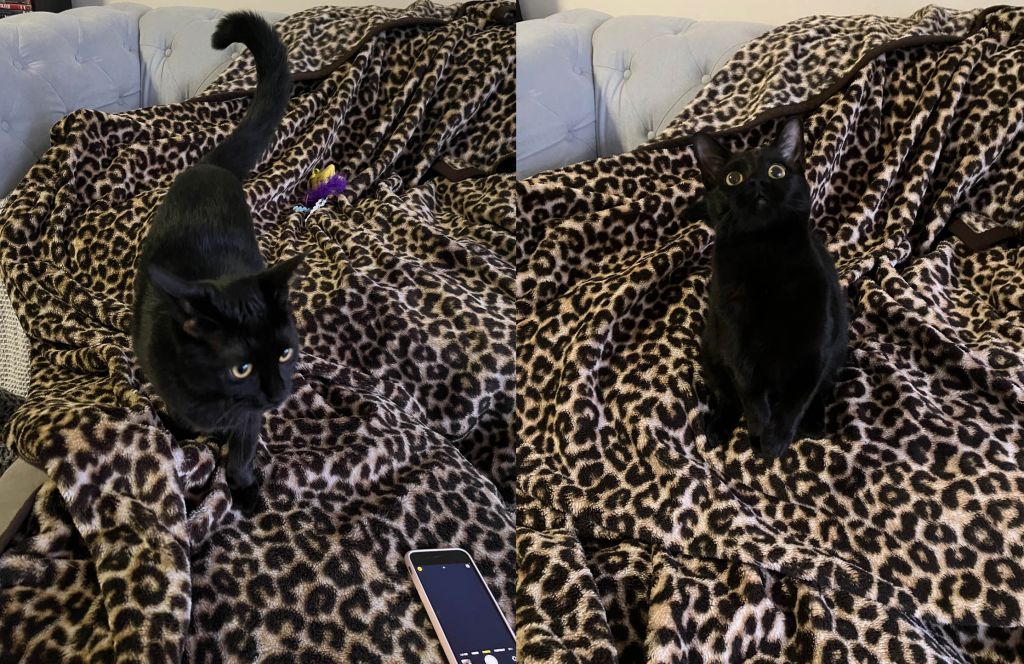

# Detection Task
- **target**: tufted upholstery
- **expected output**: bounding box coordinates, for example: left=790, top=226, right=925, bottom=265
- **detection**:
left=140, top=7, right=284, bottom=107
left=0, top=4, right=148, bottom=197
left=516, top=10, right=772, bottom=177
left=515, top=10, right=609, bottom=182
left=0, top=4, right=287, bottom=198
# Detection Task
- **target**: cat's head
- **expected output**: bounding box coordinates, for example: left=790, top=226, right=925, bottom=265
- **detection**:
left=692, top=118, right=809, bottom=232
left=147, top=254, right=304, bottom=422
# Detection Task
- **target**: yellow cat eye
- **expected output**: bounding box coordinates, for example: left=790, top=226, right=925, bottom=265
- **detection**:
left=768, top=163, right=787, bottom=179
left=279, top=347, right=294, bottom=363
left=724, top=171, right=743, bottom=186
left=230, top=363, right=252, bottom=380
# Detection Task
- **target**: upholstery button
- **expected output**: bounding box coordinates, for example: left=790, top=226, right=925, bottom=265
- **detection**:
left=647, top=130, right=655, bottom=140
left=701, top=73, right=711, bottom=84
left=164, top=48, right=172, bottom=56
left=75, top=54, right=83, bottom=63
left=1, top=121, right=9, bottom=131
left=573, top=65, right=583, bottom=75
left=622, top=68, right=631, bottom=80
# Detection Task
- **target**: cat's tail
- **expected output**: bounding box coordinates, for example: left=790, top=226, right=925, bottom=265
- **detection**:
left=201, top=11, right=291, bottom=179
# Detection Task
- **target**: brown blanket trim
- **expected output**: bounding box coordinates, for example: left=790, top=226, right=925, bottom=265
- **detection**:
left=643, top=5, right=1006, bottom=152
left=949, top=217, right=1022, bottom=251
left=431, top=159, right=487, bottom=181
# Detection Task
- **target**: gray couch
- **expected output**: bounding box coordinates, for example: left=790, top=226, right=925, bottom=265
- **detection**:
left=0, top=3, right=287, bottom=550
left=515, top=10, right=771, bottom=178
left=0, top=3, right=287, bottom=198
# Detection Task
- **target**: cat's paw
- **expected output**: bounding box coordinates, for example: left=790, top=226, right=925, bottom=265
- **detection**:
left=751, top=433, right=790, bottom=458
left=231, top=482, right=261, bottom=516
left=705, top=414, right=735, bottom=448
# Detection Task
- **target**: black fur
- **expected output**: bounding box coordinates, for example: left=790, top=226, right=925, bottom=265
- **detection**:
left=693, top=118, right=848, bottom=458
left=132, top=12, right=298, bottom=513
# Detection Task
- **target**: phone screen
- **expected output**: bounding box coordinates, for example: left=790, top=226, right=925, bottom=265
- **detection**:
left=409, top=549, right=515, bottom=664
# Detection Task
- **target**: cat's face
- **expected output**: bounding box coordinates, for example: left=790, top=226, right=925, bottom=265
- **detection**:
left=692, top=118, right=809, bottom=230
left=147, top=255, right=303, bottom=427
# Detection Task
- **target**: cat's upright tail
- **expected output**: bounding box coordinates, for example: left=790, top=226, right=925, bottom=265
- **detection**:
left=201, top=11, right=291, bottom=179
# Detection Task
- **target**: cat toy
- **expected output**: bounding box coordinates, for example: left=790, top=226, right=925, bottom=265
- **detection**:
left=298, top=164, right=348, bottom=209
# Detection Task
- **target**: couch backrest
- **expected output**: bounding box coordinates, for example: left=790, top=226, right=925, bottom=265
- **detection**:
left=139, top=7, right=285, bottom=107
left=516, top=10, right=771, bottom=178
left=591, top=15, right=770, bottom=159
left=0, top=4, right=286, bottom=199
left=0, top=3, right=148, bottom=197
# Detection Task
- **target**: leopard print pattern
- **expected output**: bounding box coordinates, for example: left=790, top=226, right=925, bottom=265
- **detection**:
left=199, top=0, right=513, bottom=178
left=0, top=2, right=514, bottom=662
left=517, top=6, right=1024, bottom=663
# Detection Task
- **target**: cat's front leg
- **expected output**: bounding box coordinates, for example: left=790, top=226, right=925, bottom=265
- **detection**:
left=226, top=414, right=262, bottom=515
left=797, top=389, right=826, bottom=439
left=702, top=352, right=740, bottom=447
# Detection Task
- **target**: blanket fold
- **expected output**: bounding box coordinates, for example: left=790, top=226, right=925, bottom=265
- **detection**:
left=517, top=5, right=1024, bottom=662
left=0, top=2, right=515, bottom=662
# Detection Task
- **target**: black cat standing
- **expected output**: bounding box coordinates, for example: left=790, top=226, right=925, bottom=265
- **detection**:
left=694, top=118, right=848, bottom=458
left=132, top=12, right=300, bottom=512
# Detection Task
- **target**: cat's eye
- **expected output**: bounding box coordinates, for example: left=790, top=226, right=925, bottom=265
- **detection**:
left=768, top=163, right=787, bottom=179
left=279, top=347, right=294, bottom=363
left=230, top=363, right=252, bottom=380
left=724, top=171, right=743, bottom=186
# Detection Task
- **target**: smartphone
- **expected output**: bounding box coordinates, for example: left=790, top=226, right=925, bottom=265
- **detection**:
left=406, top=548, right=516, bottom=664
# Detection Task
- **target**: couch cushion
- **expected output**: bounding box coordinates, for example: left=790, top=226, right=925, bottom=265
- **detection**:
left=516, top=9, right=608, bottom=178
left=0, top=3, right=148, bottom=198
left=592, top=16, right=771, bottom=157
left=140, top=7, right=286, bottom=107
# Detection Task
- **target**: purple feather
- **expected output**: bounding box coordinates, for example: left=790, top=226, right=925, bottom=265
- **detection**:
left=304, top=174, right=348, bottom=205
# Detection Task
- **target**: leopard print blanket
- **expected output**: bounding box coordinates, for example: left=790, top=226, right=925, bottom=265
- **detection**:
left=517, top=6, right=1024, bottom=663
left=0, top=1, right=514, bottom=661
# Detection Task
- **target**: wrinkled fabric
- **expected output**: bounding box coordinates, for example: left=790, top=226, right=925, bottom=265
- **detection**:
left=517, top=6, right=1024, bottom=663
left=0, top=2, right=515, bottom=662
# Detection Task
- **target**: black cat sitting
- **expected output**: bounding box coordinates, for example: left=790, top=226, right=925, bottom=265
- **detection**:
left=693, top=118, right=848, bottom=458
left=132, top=12, right=299, bottom=513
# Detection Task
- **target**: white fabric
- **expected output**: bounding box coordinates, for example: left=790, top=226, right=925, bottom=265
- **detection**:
left=0, top=198, right=30, bottom=399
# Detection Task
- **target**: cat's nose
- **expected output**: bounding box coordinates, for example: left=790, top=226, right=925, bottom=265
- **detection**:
left=262, top=374, right=288, bottom=405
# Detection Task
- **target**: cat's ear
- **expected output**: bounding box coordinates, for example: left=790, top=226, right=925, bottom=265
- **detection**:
left=775, top=118, right=804, bottom=169
left=691, top=133, right=730, bottom=185
left=147, top=265, right=218, bottom=337
left=261, top=253, right=305, bottom=293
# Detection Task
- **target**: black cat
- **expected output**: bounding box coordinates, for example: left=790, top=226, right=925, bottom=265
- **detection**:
left=132, top=12, right=299, bottom=512
left=693, top=118, right=848, bottom=458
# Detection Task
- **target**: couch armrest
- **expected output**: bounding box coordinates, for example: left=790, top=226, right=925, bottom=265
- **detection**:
left=0, top=3, right=149, bottom=198
left=516, top=9, right=608, bottom=179
left=0, top=460, right=46, bottom=554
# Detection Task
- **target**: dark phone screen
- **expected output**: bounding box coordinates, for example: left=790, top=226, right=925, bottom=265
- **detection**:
left=411, top=550, right=515, bottom=664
